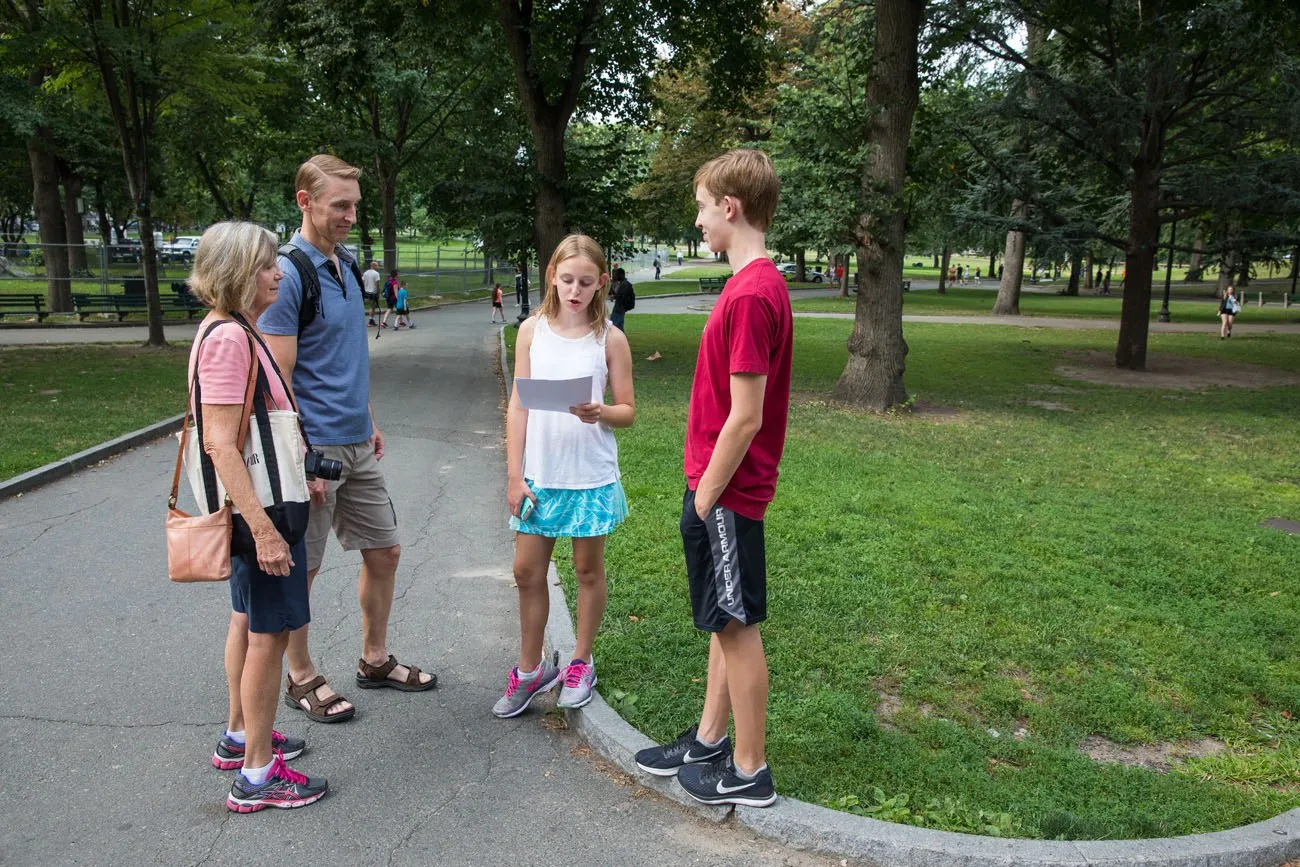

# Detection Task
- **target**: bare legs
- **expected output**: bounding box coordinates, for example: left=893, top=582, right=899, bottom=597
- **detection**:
left=511, top=534, right=609, bottom=669
left=513, top=534, right=558, bottom=671
left=224, top=610, right=290, bottom=770
left=696, top=621, right=769, bottom=775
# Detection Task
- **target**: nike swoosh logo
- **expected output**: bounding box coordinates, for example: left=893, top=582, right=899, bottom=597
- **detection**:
left=716, top=779, right=755, bottom=794
left=682, top=749, right=717, bottom=763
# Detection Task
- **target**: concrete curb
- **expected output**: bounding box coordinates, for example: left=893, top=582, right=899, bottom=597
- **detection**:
left=508, top=310, right=1300, bottom=866
left=0, top=412, right=184, bottom=500
left=543, top=574, right=1300, bottom=866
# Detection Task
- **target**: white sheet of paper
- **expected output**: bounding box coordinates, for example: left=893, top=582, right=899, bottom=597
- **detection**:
left=514, top=376, right=593, bottom=412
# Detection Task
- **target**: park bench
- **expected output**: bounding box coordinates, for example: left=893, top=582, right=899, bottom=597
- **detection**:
left=699, top=277, right=727, bottom=293
left=845, top=278, right=909, bottom=293
left=0, top=294, right=48, bottom=321
left=72, top=287, right=204, bottom=321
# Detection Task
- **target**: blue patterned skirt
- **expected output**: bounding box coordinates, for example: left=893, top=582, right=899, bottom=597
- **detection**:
left=510, top=479, right=628, bottom=538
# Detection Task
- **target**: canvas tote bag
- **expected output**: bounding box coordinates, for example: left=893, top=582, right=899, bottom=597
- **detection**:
left=180, top=316, right=311, bottom=559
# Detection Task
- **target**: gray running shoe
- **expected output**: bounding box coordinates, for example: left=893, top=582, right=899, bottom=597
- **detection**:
left=492, top=655, right=561, bottom=718
left=556, top=658, right=597, bottom=709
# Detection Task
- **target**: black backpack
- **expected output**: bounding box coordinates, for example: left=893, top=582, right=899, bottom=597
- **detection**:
left=619, top=278, right=635, bottom=311
left=278, top=243, right=364, bottom=334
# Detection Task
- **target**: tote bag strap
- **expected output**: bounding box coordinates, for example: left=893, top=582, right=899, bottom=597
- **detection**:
left=229, top=311, right=315, bottom=452
left=169, top=320, right=260, bottom=509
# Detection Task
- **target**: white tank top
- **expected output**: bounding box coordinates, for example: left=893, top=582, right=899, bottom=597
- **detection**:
left=523, top=316, right=620, bottom=489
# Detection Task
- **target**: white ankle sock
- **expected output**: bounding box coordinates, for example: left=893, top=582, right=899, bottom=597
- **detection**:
left=225, top=729, right=246, bottom=744
left=517, top=663, right=541, bottom=680
left=241, top=758, right=274, bottom=786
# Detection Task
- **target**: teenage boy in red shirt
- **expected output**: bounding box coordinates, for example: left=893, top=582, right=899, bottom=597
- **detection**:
left=634, top=149, right=792, bottom=807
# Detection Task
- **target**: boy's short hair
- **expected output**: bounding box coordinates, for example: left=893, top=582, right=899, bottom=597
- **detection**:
left=295, top=155, right=362, bottom=201
left=694, top=149, right=780, bottom=232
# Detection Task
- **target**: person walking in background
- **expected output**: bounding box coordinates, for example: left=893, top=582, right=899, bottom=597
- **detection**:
left=187, top=221, right=327, bottom=812
left=491, top=282, right=507, bottom=323
left=609, top=267, right=634, bottom=332
left=362, top=260, right=381, bottom=326
left=634, top=149, right=792, bottom=809
left=379, top=270, right=399, bottom=329
left=515, top=265, right=529, bottom=308
left=394, top=281, right=413, bottom=329
left=653, top=255, right=662, bottom=280
left=1219, top=284, right=1241, bottom=338
left=496, top=234, right=635, bottom=720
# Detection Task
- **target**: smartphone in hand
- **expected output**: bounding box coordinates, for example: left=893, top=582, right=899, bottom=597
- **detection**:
left=518, top=498, right=534, bottom=521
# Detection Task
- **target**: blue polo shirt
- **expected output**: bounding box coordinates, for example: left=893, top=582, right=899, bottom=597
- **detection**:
left=258, top=232, right=372, bottom=446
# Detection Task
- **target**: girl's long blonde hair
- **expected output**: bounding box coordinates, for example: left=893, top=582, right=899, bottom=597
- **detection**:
left=533, top=234, right=609, bottom=337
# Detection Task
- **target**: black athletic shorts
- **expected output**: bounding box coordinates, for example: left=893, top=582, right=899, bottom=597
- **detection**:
left=681, top=488, right=767, bottom=632
left=229, top=537, right=310, bottom=634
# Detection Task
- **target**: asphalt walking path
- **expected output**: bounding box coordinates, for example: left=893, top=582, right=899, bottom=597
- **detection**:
left=0, top=298, right=841, bottom=867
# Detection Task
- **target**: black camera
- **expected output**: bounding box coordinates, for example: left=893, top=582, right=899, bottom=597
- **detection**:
left=304, top=449, right=343, bottom=481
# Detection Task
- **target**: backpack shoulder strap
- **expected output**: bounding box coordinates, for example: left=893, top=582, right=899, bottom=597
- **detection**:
left=279, top=243, right=319, bottom=334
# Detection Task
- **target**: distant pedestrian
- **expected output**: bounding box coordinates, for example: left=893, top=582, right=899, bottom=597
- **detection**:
left=998, top=264, right=1004, bottom=280
left=395, top=281, right=413, bottom=329
left=379, top=270, right=399, bottom=329
left=948, top=265, right=956, bottom=283
left=677, top=251, right=683, bottom=266
left=1219, top=284, right=1241, bottom=338
left=609, top=267, right=634, bottom=332
left=515, top=266, right=528, bottom=308
left=496, top=233, right=635, bottom=719
left=956, top=264, right=964, bottom=285
left=362, top=260, right=381, bottom=326
left=1101, top=269, right=1112, bottom=296
left=653, top=256, right=662, bottom=280
left=491, top=282, right=506, bottom=323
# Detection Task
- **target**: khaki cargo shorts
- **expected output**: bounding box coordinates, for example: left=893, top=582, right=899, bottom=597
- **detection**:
left=305, top=441, right=400, bottom=573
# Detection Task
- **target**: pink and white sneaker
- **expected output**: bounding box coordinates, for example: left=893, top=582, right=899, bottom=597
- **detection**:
left=556, top=658, right=597, bottom=709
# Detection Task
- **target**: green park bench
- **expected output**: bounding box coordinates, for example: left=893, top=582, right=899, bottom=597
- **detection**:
left=699, top=277, right=727, bottom=294
left=72, top=285, right=204, bottom=321
left=0, top=293, right=49, bottom=321
left=845, top=277, right=909, bottom=293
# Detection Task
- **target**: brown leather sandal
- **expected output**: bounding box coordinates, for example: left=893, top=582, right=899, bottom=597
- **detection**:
left=283, top=674, right=357, bottom=723
left=355, top=655, right=437, bottom=692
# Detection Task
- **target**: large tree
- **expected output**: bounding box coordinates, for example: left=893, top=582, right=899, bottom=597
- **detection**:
left=832, top=0, right=926, bottom=410
left=970, top=0, right=1300, bottom=368
left=498, top=0, right=769, bottom=272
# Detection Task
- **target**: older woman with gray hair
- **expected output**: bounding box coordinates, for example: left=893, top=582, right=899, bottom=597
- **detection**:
left=186, top=221, right=328, bottom=812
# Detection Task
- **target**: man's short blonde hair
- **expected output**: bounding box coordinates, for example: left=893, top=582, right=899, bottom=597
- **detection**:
left=694, top=149, right=780, bottom=232
left=188, top=222, right=279, bottom=314
left=295, top=154, right=362, bottom=201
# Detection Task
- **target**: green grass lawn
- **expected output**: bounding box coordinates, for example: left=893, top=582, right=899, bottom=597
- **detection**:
left=510, top=316, right=1300, bottom=839
left=792, top=287, right=1300, bottom=324
left=0, top=344, right=189, bottom=480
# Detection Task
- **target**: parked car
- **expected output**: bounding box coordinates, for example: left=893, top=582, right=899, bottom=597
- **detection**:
left=776, top=262, right=825, bottom=283
left=108, top=238, right=143, bottom=264
left=161, top=236, right=201, bottom=263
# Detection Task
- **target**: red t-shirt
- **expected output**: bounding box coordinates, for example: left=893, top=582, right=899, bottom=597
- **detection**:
left=683, top=258, right=793, bottom=521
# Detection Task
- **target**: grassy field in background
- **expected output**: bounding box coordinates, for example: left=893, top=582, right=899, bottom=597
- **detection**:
left=510, top=316, right=1300, bottom=839
left=792, top=287, right=1300, bottom=323
left=0, top=344, right=189, bottom=480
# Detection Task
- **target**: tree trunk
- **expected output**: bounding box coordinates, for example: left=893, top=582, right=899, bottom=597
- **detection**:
left=1236, top=255, right=1251, bottom=287
left=937, top=241, right=950, bottom=294
left=988, top=250, right=996, bottom=278
left=992, top=200, right=1027, bottom=315
left=795, top=249, right=806, bottom=282
left=931, top=251, right=938, bottom=268
left=94, top=182, right=112, bottom=247
left=1217, top=250, right=1234, bottom=292
left=832, top=0, right=922, bottom=411
left=1084, top=251, right=1094, bottom=290
left=62, top=168, right=88, bottom=275
left=532, top=120, right=567, bottom=281
left=1186, top=231, right=1204, bottom=281
left=27, top=128, right=71, bottom=312
left=1066, top=250, right=1081, bottom=295
left=379, top=170, right=398, bottom=274
left=1115, top=155, right=1163, bottom=369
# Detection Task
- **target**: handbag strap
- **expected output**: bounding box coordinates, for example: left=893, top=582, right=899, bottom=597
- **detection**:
left=169, top=319, right=260, bottom=508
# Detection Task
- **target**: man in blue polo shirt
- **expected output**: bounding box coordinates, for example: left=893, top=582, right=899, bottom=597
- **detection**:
left=261, top=155, right=436, bottom=726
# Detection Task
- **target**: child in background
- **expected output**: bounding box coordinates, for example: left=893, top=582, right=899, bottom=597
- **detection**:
left=379, top=270, right=399, bottom=329
left=491, top=283, right=506, bottom=323
left=395, top=281, right=413, bottom=329
left=495, top=234, right=635, bottom=719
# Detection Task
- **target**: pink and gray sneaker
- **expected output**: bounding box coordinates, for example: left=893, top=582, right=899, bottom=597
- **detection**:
left=492, top=655, right=561, bottom=718
left=556, top=658, right=597, bottom=709
left=212, top=730, right=305, bottom=770
left=226, top=751, right=327, bottom=812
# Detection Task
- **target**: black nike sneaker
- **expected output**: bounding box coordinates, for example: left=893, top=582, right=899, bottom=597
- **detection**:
left=677, top=754, right=776, bottom=807
left=634, top=725, right=731, bottom=777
